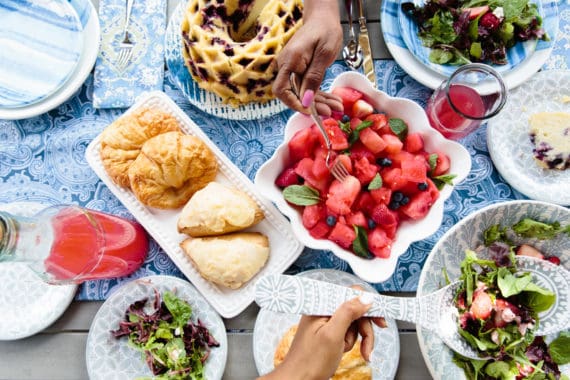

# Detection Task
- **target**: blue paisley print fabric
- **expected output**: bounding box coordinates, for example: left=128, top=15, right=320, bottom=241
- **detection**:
left=0, top=3, right=568, bottom=300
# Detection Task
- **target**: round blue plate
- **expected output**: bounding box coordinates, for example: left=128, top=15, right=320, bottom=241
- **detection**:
left=397, top=0, right=554, bottom=77
left=0, top=0, right=83, bottom=108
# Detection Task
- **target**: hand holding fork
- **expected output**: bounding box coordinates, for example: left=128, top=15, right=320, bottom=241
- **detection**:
left=116, top=0, right=135, bottom=72
left=289, top=73, right=350, bottom=183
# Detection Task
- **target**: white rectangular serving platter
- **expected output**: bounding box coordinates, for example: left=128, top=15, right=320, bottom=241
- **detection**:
left=85, top=91, right=304, bottom=318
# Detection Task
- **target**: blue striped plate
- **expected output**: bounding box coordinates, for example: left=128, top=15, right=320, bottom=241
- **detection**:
left=397, top=0, right=554, bottom=77
left=0, top=0, right=83, bottom=108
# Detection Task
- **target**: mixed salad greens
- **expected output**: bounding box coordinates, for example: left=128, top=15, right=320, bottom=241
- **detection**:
left=452, top=218, right=569, bottom=379
left=401, top=0, right=549, bottom=65
left=111, top=289, right=219, bottom=380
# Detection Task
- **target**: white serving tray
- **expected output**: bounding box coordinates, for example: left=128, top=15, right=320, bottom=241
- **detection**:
left=85, top=91, right=304, bottom=318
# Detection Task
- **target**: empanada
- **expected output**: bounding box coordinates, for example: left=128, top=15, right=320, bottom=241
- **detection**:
left=99, top=108, right=180, bottom=188
left=128, top=131, right=218, bottom=209
left=177, top=182, right=264, bottom=237
left=180, top=232, right=269, bottom=289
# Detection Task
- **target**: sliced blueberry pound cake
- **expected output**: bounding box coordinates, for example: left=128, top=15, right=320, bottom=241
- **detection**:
left=181, top=0, right=303, bottom=107
left=529, top=112, right=570, bottom=170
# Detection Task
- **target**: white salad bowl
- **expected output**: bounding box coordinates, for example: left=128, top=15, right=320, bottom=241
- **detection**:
left=255, top=71, right=471, bottom=283
left=416, top=200, right=570, bottom=379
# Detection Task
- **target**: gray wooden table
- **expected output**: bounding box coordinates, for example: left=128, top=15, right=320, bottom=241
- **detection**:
left=0, top=1, right=432, bottom=378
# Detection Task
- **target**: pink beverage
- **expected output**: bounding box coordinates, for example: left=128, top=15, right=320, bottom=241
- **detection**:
left=426, top=84, right=486, bottom=139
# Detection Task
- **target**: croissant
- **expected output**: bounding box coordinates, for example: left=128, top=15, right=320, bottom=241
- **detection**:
left=99, top=108, right=180, bottom=188
left=128, top=131, right=218, bottom=209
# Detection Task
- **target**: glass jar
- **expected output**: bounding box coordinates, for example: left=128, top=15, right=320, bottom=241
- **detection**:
left=0, top=205, right=149, bottom=284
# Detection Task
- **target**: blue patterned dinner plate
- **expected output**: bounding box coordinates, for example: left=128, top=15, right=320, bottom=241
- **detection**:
left=0, top=0, right=83, bottom=109
left=164, top=1, right=287, bottom=120
left=397, top=0, right=554, bottom=77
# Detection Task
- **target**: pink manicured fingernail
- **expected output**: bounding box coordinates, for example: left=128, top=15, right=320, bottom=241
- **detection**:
left=301, top=90, right=315, bottom=108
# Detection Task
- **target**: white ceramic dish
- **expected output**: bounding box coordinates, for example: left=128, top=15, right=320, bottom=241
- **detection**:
left=0, top=0, right=83, bottom=108
left=416, top=200, right=570, bottom=379
left=0, top=202, right=77, bottom=341
left=255, top=71, right=471, bottom=284
left=0, top=0, right=100, bottom=120
left=397, top=0, right=545, bottom=78
left=85, top=91, right=304, bottom=318
left=381, top=0, right=559, bottom=90
left=253, top=269, right=400, bottom=379
left=487, top=70, right=570, bottom=206
left=164, top=1, right=287, bottom=121
left=85, top=275, right=227, bottom=380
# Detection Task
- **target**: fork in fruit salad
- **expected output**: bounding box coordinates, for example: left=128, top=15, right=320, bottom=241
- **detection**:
left=275, top=86, right=456, bottom=259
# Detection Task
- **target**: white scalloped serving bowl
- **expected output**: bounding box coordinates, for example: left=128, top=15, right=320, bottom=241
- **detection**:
left=255, top=72, right=472, bottom=283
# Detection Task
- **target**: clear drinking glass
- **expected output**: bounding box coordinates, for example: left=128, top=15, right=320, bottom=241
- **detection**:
left=0, top=205, right=149, bottom=284
left=426, top=63, right=507, bottom=140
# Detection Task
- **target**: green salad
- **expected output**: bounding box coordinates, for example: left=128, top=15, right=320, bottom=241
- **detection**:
left=401, top=0, right=549, bottom=65
left=452, top=218, right=570, bottom=379
left=111, top=290, right=220, bottom=380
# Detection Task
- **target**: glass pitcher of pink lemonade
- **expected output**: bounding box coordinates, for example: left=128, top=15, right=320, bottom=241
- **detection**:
left=0, top=204, right=149, bottom=284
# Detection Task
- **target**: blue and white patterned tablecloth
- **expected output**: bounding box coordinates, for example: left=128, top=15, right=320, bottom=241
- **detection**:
left=0, top=3, right=569, bottom=300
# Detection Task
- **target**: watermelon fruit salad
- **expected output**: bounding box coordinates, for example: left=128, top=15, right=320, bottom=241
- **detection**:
left=274, top=86, right=456, bottom=260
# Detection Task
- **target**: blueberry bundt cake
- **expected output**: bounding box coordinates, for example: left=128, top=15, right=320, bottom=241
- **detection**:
left=529, top=112, right=570, bottom=170
left=181, top=0, right=303, bottom=106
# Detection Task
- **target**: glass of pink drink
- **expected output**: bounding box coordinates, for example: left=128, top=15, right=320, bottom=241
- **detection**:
left=426, top=63, right=507, bottom=140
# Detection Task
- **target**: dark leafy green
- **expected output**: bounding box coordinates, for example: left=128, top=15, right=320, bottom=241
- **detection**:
left=401, top=0, right=548, bottom=66
left=111, top=290, right=219, bottom=380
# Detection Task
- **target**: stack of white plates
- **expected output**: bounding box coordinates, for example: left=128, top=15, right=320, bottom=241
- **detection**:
left=0, top=0, right=100, bottom=120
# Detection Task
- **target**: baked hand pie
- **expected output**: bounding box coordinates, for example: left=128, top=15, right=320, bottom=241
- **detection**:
left=177, top=182, right=264, bottom=237
left=128, top=131, right=218, bottom=209
left=99, top=107, right=181, bottom=188
left=180, top=232, right=269, bottom=289
left=274, top=325, right=372, bottom=380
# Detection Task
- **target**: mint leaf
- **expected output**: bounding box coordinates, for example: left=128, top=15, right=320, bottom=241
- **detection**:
left=388, top=118, right=408, bottom=140
left=352, top=226, right=373, bottom=259
left=428, top=153, right=438, bottom=173
left=432, top=173, right=456, bottom=190
left=283, top=185, right=320, bottom=206
left=368, top=173, right=382, bottom=190
left=339, top=119, right=352, bottom=134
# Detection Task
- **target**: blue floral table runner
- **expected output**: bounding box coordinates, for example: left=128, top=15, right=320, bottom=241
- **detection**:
left=0, top=2, right=569, bottom=300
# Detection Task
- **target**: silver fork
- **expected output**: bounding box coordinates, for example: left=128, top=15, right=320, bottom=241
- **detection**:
left=289, top=73, right=350, bottom=182
left=116, top=0, right=135, bottom=71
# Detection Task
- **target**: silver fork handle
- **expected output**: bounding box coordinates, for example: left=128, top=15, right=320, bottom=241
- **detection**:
left=288, top=72, right=333, bottom=153
left=123, top=0, right=134, bottom=36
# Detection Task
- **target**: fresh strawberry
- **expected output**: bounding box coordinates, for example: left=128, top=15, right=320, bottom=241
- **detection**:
left=480, top=12, right=500, bottom=30
left=275, top=167, right=300, bottom=188
left=470, top=290, right=493, bottom=320
left=465, top=5, right=489, bottom=20
left=516, top=244, right=544, bottom=260
left=545, top=256, right=561, bottom=265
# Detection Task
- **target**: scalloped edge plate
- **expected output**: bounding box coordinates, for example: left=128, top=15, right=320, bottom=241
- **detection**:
left=164, top=1, right=287, bottom=121
left=254, top=71, right=471, bottom=283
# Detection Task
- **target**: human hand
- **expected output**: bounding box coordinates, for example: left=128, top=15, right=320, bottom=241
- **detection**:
left=272, top=0, right=344, bottom=116
left=259, top=288, right=387, bottom=380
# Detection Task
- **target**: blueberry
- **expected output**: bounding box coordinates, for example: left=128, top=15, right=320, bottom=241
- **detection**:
left=341, top=115, right=350, bottom=123
left=326, top=215, right=337, bottom=226
left=417, top=182, right=428, bottom=191
left=377, top=157, right=392, bottom=167
left=388, top=200, right=400, bottom=210
left=392, top=191, right=404, bottom=202
left=367, top=219, right=376, bottom=229
left=400, top=196, right=410, bottom=206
